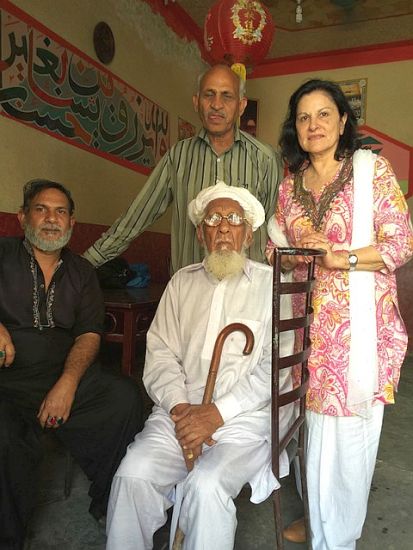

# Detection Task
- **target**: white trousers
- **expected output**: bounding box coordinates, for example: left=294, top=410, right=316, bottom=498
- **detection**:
left=106, top=407, right=283, bottom=550
left=306, top=405, right=384, bottom=550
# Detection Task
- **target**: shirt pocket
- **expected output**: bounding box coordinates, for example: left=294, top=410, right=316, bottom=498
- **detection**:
left=223, top=318, right=262, bottom=359
left=212, top=318, right=263, bottom=399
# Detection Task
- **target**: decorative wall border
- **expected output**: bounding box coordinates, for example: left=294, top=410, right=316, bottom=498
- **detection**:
left=359, top=124, right=413, bottom=200
left=250, top=40, right=413, bottom=78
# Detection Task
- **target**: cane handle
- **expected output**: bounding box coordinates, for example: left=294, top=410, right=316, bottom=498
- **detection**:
left=202, top=322, right=254, bottom=405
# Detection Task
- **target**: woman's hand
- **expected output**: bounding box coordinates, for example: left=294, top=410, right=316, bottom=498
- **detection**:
left=298, top=232, right=348, bottom=270
left=266, top=243, right=305, bottom=271
left=268, top=232, right=349, bottom=271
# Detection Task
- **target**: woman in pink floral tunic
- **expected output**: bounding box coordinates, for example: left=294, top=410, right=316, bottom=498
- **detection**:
left=266, top=79, right=413, bottom=550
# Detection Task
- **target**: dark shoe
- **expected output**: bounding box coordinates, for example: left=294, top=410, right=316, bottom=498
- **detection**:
left=283, top=517, right=306, bottom=543
left=96, top=515, right=106, bottom=530
left=89, top=505, right=106, bottom=530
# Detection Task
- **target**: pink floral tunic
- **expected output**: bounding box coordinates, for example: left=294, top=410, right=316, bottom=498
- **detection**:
left=268, top=155, right=413, bottom=416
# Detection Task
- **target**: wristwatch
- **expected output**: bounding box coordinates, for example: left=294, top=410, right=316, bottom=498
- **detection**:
left=348, top=252, right=358, bottom=271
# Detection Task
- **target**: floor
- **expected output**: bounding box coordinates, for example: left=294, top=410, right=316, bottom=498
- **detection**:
left=24, top=350, right=413, bottom=550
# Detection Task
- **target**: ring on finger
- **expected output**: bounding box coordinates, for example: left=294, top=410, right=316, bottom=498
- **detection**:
left=0, top=350, right=5, bottom=359
left=47, top=416, right=57, bottom=426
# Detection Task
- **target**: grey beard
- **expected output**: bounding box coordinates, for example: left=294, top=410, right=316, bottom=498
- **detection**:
left=24, top=223, right=73, bottom=252
left=204, top=249, right=246, bottom=280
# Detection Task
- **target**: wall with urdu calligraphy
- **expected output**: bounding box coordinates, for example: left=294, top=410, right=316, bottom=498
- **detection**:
left=0, top=4, right=169, bottom=172
left=0, top=0, right=203, bottom=238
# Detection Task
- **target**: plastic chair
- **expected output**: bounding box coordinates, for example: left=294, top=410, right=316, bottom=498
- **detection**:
left=271, top=247, right=325, bottom=550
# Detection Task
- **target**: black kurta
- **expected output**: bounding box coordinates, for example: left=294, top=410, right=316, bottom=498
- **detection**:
left=0, top=238, right=143, bottom=550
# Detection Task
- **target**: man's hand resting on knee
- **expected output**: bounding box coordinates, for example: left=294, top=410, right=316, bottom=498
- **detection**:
left=0, top=322, right=15, bottom=368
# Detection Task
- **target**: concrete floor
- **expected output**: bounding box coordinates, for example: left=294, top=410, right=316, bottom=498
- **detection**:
left=25, top=353, right=413, bottom=550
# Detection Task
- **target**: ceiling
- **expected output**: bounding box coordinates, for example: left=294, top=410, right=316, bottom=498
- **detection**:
left=175, top=0, right=413, bottom=59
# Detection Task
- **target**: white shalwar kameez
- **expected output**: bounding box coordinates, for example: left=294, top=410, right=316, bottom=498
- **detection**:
left=306, top=406, right=384, bottom=550
left=106, top=259, right=294, bottom=550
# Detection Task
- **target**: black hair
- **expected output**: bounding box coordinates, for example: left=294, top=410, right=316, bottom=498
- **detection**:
left=22, top=179, right=75, bottom=214
left=279, top=79, right=361, bottom=173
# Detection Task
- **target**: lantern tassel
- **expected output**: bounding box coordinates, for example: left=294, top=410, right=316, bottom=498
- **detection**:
left=231, top=62, right=246, bottom=83
left=231, top=63, right=246, bottom=129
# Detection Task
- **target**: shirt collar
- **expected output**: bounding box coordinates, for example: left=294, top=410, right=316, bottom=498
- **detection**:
left=23, top=238, right=35, bottom=256
left=197, top=127, right=243, bottom=148
left=243, top=258, right=253, bottom=281
left=22, top=238, right=66, bottom=262
left=185, top=262, right=204, bottom=273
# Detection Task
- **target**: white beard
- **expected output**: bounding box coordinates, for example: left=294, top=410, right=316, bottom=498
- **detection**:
left=204, top=249, right=246, bottom=280
left=24, top=223, right=72, bottom=252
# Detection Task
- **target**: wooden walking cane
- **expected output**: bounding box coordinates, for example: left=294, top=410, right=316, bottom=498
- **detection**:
left=172, top=322, right=254, bottom=549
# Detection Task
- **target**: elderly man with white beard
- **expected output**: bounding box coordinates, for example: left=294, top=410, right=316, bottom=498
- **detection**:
left=0, top=179, right=143, bottom=550
left=106, top=181, right=294, bottom=550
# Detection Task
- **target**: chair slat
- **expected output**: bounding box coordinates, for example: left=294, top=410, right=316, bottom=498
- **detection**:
left=278, top=310, right=314, bottom=331
left=278, top=280, right=316, bottom=295
left=278, top=342, right=311, bottom=369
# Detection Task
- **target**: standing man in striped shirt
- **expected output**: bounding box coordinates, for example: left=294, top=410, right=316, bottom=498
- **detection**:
left=83, top=64, right=282, bottom=274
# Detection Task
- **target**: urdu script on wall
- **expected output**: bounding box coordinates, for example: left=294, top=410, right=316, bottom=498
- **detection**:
left=0, top=0, right=169, bottom=174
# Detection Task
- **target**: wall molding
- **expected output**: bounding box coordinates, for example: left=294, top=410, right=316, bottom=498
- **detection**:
left=250, top=40, right=413, bottom=78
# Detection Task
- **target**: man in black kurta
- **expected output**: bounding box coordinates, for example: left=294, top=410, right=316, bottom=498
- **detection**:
left=0, top=179, right=143, bottom=550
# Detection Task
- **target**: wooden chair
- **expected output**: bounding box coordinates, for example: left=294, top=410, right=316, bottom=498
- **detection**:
left=271, top=247, right=325, bottom=550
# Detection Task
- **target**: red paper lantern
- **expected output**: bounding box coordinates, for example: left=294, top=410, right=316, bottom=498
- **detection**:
left=204, top=0, right=275, bottom=69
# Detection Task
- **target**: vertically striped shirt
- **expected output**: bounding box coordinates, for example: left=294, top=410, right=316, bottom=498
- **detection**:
left=83, top=128, right=282, bottom=274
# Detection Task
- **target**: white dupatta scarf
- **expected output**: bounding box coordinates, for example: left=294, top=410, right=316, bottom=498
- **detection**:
left=267, top=149, right=378, bottom=416
left=347, top=149, right=378, bottom=416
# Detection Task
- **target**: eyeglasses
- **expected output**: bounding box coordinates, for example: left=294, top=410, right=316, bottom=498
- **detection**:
left=203, top=212, right=248, bottom=227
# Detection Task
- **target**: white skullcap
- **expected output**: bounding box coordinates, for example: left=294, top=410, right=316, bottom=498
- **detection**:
left=188, top=181, right=265, bottom=232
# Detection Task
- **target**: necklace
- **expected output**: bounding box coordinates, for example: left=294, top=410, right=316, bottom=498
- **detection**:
left=293, top=156, right=353, bottom=231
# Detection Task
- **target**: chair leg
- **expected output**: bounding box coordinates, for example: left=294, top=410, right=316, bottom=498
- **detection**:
left=297, top=426, right=312, bottom=550
left=272, top=488, right=284, bottom=550
left=64, top=450, right=74, bottom=499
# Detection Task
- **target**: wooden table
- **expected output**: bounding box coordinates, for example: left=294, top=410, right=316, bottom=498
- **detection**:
left=103, top=283, right=165, bottom=376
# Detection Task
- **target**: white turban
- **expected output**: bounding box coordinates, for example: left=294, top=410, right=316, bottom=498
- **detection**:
left=188, top=181, right=265, bottom=232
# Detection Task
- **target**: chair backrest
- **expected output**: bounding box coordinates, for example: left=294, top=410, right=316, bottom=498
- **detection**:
left=271, top=247, right=325, bottom=478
